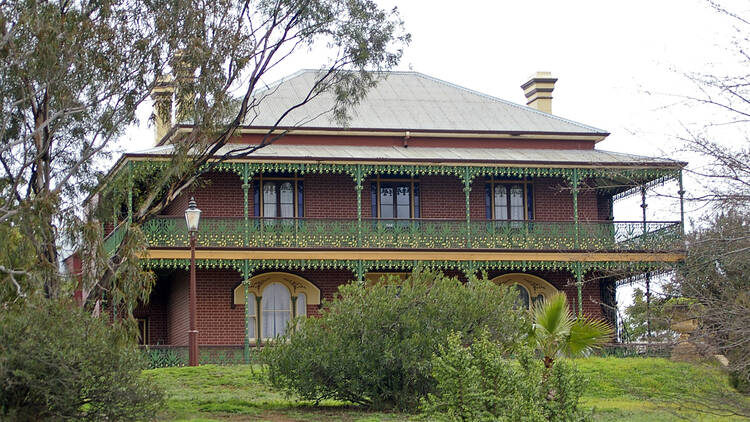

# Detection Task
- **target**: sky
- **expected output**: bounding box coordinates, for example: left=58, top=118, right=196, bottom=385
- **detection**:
left=120, top=0, right=748, bottom=310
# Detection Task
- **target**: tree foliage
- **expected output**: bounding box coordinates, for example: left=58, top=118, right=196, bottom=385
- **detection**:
left=262, top=271, right=528, bottom=411
left=674, top=211, right=750, bottom=393
left=0, top=299, right=163, bottom=420
left=0, top=0, right=408, bottom=311
left=529, top=292, right=612, bottom=369
left=422, top=331, right=589, bottom=422
left=666, top=1, right=750, bottom=400
left=621, top=287, right=675, bottom=343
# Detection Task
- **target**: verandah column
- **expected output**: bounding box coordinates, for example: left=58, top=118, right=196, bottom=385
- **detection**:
left=242, top=163, right=250, bottom=247
left=127, top=161, right=133, bottom=224
left=572, top=168, right=583, bottom=317
left=355, top=164, right=363, bottom=250
left=462, top=167, right=472, bottom=248
left=641, top=185, right=652, bottom=342
left=242, top=260, right=252, bottom=363
left=678, top=169, right=685, bottom=235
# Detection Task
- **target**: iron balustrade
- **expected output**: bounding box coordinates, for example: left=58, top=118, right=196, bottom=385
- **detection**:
left=103, top=217, right=684, bottom=252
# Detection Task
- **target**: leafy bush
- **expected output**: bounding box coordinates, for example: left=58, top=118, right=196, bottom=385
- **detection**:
left=262, top=270, right=527, bottom=410
left=422, top=331, right=589, bottom=422
left=0, top=299, right=163, bottom=421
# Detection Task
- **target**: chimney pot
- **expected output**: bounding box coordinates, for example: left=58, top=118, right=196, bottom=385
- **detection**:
left=521, top=71, right=557, bottom=114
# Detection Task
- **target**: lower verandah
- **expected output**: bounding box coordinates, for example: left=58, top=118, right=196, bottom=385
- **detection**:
left=134, top=267, right=615, bottom=347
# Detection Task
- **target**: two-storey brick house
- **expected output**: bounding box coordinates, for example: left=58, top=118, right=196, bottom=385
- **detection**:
left=103, top=70, right=685, bottom=358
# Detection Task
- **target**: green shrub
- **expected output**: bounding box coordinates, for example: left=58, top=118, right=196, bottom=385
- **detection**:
left=262, top=270, right=527, bottom=411
left=422, top=331, right=589, bottom=422
left=0, top=299, right=163, bottom=421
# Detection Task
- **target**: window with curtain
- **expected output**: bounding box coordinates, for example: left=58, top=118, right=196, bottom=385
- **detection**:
left=262, top=283, right=291, bottom=339
left=263, top=181, right=295, bottom=218
left=371, top=178, right=420, bottom=220
left=247, top=293, right=256, bottom=340
left=253, top=176, right=303, bottom=219
left=486, top=182, right=533, bottom=221
left=296, top=293, right=307, bottom=317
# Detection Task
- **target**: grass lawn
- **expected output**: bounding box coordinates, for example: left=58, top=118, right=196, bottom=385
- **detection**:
left=146, top=358, right=750, bottom=421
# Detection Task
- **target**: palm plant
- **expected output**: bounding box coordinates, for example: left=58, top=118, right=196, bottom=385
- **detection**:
left=530, top=292, right=613, bottom=368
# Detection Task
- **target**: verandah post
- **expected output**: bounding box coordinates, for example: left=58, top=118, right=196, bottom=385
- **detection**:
left=127, top=161, right=133, bottom=224
left=678, top=169, right=685, bottom=235
left=355, top=164, right=363, bottom=248
left=572, top=169, right=583, bottom=317
left=357, top=260, right=364, bottom=283
left=256, top=295, right=263, bottom=349
left=641, top=185, right=652, bottom=343
left=243, top=260, right=251, bottom=363
left=575, top=262, right=583, bottom=317
left=572, top=168, right=579, bottom=248
left=462, top=167, right=471, bottom=248
left=242, top=163, right=250, bottom=247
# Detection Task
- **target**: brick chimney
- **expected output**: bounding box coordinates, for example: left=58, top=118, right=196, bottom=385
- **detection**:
left=151, top=75, right=173, bottom=144
left=521, top=72, right=557, bottom=114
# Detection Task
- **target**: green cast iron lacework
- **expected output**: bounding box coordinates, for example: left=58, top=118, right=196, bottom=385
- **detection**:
left=103, top=221, right=127, bottom=256
left=140, top=217, right=684, bottom=252
left=126, top=159, right=679, bottom=186
left=143, top=258, right=246, bottom=271
left=141, top=257, right=676, bottom=276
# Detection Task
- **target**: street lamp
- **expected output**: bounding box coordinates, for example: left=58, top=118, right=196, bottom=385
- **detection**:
left=185, top=197, right=201, bottom=366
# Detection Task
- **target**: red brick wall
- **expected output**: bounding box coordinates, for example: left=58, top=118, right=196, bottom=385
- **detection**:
left=145, top=268, right=356, bottom=345
left=532, top=178, right=598, bottom=221
left=162, top=171, right=244, bottom=217
left=143, top=266, right=605, bottom=345
left=303, top=174, right=357, bottom=219
left=361, top=176, right=485, bottom=220
left=597, top=194, right=612, bottom=220
left=167, top=274, right=189, bottom=345
left=420, top=176, right=465, bottom=219
left=154, top=172, right=605, bottom=223
left=134, top=281, right=169, bottom=344
left=195, top=269, right=246, bottom=345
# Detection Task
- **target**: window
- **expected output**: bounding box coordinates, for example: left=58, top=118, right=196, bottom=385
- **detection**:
left=371, top=177, right=420, bottom=219
left=296, top=293, right=307, bottom=318
left=485, top=179, right=533, bottom=221
left=253, top=174, right=303, bottom=218
left=514, top=284, right=530, bottom=309
left=262, top=283, right=291, bottom=339
left=247, top=293, right=257, bottom=340
left=513, top=284, right=544, bottom=310
left=234, top=273, right=319, bottom=342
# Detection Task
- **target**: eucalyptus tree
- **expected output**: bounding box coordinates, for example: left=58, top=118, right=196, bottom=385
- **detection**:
left=0, top=0, right=409, bottom=310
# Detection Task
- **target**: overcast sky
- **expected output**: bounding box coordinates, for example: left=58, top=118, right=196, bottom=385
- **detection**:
left=122, top=0, right=748, bottom=308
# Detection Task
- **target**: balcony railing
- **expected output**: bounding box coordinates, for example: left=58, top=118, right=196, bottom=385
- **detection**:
left=113, top=217, right=683, bottom=252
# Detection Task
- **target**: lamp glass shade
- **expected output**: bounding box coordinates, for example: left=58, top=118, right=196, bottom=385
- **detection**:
left=185, top=198, right=201, bottom=232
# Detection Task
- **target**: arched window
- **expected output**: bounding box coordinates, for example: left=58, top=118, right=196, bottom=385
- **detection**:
left=514, top=284, right=530, bottom=310
left=491, top=273, right=556, bottom=311
left=262, top=283, right=291, bottom=338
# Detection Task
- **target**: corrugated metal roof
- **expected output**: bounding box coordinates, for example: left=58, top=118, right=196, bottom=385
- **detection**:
left=130, top=143, right=679, bottom=166
left=245, top=70, right=607, bottom=134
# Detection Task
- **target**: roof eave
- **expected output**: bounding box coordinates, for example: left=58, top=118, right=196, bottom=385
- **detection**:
left=120, top=151, right=685, bottom=169
left=158, top=124, right=610, bottom=145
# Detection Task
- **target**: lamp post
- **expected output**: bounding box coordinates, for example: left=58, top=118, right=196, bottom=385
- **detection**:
left=185, top=197, right=201, bottom=366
